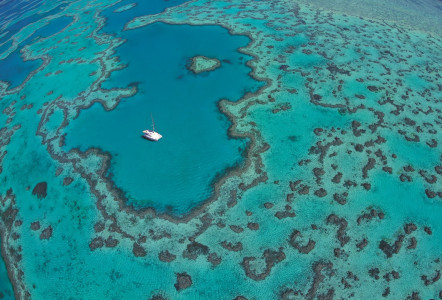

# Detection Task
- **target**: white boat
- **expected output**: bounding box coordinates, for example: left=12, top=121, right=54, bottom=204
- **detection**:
left=143, top=114, right=162, bottom=141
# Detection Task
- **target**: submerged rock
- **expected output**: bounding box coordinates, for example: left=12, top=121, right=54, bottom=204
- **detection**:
left=30, top=221, right=40, bottom=231
left=39, top=226, right=53, bottom=240
left=132, top=243, right=147, bottom=257
left=288, top=230, right=316, bottom=254
left=89, top=237, right=104, bottom=251
left=182, top=241, right=209, bottom=260
left=174, top=272, right=192, bottom=291
left=32, top=182, right=47, bottom=199
left=105, top=236, right=119, bottom=248
left=159, top=250, right=176, bottom=262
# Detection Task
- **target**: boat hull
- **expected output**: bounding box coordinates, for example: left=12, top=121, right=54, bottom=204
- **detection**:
left=143, top=130, right=162, bottom=141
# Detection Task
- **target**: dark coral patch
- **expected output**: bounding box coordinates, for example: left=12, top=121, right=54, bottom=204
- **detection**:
left=221, top=241, right=243, bottom=252
left=89, top=237, right=104, bottom=251
left=247, top=222, right=259, bottom=230
left=174, top=272, right=192, bottom=291
left=182, top=241, right=209, bottom=260
left=379, top=235, right=404, bottom=258
left=94, top=222, right=105, bottom=233
left=288, top=230, right=316, bottom=254
left=32, top=182, right=47, bottom=199
left=39, top=226, right=53, bottom=240
left=63, top=177, right=74, bottom=186
left=326, top=214, right=349, bottom=247
left=132, top=243, right=147, bottom=257
left=159, top=250, right=176, bottom=262
left=207, top=252, right=221, bottom=268
left=30, top=221, right=40, bottom=231
left=105, top=236, right=119, bottom=248
left=240, top=248, right=286, bottom=281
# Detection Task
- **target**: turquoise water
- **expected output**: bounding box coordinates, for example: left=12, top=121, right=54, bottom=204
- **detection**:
left=0, top=240, right=14, bottom=299
left=0, top=0, right=442, bottom=298
left=65, top=22, right=262, bottom=215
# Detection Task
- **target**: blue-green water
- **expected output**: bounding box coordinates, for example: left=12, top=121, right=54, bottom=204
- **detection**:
left=0, top=0, right=441, bottom=298
left=0, top=240, right=14, bottom=299
left=100, top=0, right=189, bottom=34
left=22, top=15, right=73, bottom=44
left=0, top=2, right=69, bottom=45
left=65, top=22, right=262, bottom=215
left=0, top=50, right=41, bottom=89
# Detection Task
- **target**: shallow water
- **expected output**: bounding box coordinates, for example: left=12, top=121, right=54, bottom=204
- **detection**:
left=0, top=239, right=14, bottom=299
left=0, top=0, right=441, bottom=299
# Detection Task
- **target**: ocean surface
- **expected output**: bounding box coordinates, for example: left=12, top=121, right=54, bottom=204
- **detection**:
left=0, top=0, right=441, bottom=299
left=65, top=22, right=262, bottom=215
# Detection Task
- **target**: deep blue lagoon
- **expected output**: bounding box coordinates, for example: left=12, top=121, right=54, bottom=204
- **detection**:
left=0, top=50, right=41, bottom=89
left=64, top=22, right=263, bottom=215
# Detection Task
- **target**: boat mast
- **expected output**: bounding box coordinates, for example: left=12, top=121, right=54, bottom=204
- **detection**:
left=151, top=113, right=155, bottom=132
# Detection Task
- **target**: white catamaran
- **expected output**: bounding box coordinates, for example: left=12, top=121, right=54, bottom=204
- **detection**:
left=143, top=114, right=162, bottom=141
